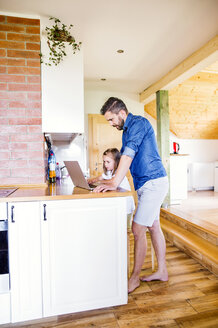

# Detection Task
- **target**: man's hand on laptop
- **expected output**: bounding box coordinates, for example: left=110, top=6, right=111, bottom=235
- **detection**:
left=87, top=177, right=98, bottom=184
left=93, top=178, right=117, bottom=193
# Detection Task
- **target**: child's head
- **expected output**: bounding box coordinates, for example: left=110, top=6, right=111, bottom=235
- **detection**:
left=103, top=148, right=121, bottom=174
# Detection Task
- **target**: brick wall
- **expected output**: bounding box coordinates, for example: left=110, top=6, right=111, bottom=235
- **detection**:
left=0, top=15, right=46, bottom=185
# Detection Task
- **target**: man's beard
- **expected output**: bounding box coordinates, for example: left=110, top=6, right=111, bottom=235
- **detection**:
left=114, top=117, right=124, bottom=130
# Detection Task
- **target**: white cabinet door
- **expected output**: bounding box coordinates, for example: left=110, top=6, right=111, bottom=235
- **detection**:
left=41, top=197, right=127, bottom=317
left=8, top=202, right=42, bottom=323
left=41, top=17, right=84, bottom=133
left=170, top=155, right=188, bottom=204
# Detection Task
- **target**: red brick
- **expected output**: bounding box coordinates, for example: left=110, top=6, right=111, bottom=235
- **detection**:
left=7, top=17, right=40, bottom=26
left=26, top=109, right=41, bottom=117
left=0, top=32, right=6, bottom=40
left=8, top=159, right=28, bottom=168
left=7, top=33, right=40, bottom=42
left=0, top=168, right=10, bottom=177
left=11, top=134, right=43, bottom=142
left=28, top=125, right=42, bottom=133
left=0, top=16, right=5, bottom=23
left=0, top=160, right=9, bottom=168
left=11, top=168, right=30, bottom=177
left=0, top=58, right=26, bottom=66
left=0, top=24, right=25, bottom=33
left=9, top=117, right=41, bottom=125
left=9, top=101, right=28, bottom=109
left=29, top=176, right=45, bottom=184
left=0, top=40, right=25, bottom=50
left=8, top=84, right=41, bottom=92
left=0, top=66, right=6, bottom=73
left=0, top=118, right=8, bottom=124
left=29, top=101, right=41, bottom=109
left=0, top=177, right=29, bottom=184
left=28, top=141, right=43, bottom=151
left=0, top=75, right=26, bottom=83
left=26, top=42, right=40, bottom=51
left=7, top=49, right=40, bottom=59
left=0, top=109, right=6, bottom=116
left=11, top=150, right=44, bottom=160
left=0, top=91, right=27, bottom=100
left=27, top=76, right=40, bottom=83
left=8, top=66, right=40, bottom=75
left=3, top=109, right=26, bottom=117
left=26, top=26, right=40, bottom=34
left=0, top=142, right=9, bottom=150
left=9, top=142, right=28, bottom=151
left=0, top=99, right=8, bottom=108
left=27, top=150, right=44, bottom=159
left=0, top=151, right=10, bottom=160
left=27, top=92, right=41, bottom=100
left=0, top=83, right=7, bottom=90
left=0, top=135, right=9, bottom=142
left=28, top=159, right=44, bottom=167
left=31, top=167, right=45, bottom=176
left=0, top=125, right=27, bottom=134
left=11, top=151, right=28, bottom=160
left=0, top=49, right=6, bottom=56
left=26, top=59, right=40, bottom=67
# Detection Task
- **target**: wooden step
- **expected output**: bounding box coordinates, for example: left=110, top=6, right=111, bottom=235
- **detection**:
left=160, top=213, right=218, bottom=276
left=161, top=208, right=218, bottom=246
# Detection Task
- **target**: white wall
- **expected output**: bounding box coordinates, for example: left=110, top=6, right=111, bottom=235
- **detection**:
left=170, top=138, right=218, bottom=163
left=84, top=88, right=145, bottom=116
left=52, top=134, right=87, bottom=175
left=170, top=136, right=218, bottom=190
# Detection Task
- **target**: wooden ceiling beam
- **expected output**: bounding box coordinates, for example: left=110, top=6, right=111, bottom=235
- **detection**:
left=140, top=35, right=218, bottom=104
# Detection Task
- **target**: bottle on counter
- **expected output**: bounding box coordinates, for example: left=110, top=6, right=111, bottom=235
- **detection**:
left=48, top=149, right=56, bottom=183
left=56, top=162, right=61, bottom=180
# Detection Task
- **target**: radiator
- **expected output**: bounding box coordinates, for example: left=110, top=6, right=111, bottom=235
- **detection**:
left=191, top=162, right=214, bottom=190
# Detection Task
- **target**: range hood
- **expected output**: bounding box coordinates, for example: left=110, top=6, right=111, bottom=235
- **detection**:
left=44, top=133, right=79, bottom=144
left=50, top=133, right=79, bottom=142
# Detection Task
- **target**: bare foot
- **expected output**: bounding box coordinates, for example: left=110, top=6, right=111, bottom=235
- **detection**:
left=128, top=276, right=140, bottom=293
left=140, top=270, right=168, bottom=282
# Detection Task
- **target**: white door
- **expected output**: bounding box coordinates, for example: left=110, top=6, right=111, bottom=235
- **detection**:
left=41, top=197, right=127, bottom=317
left=8, top=202, right=42, bottom=323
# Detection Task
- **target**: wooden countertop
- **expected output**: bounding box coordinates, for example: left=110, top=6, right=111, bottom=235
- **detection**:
left=0, top=179, right=132, bottom=202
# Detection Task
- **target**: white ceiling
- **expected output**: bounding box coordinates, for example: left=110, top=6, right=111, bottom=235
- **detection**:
left=0, top=0, right=218, bottom=93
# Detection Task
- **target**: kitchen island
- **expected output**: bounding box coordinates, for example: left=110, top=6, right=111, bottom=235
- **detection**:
left=0, top=181, right=131, bottom=324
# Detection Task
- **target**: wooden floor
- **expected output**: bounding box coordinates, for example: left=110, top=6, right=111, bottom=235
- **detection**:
left=3, top=240, right=218, bottom=328
left=168, top=191, right=218, bottom=236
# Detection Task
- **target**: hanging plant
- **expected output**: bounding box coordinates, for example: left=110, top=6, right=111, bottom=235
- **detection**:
left=40, top=17, right=82, bottom=66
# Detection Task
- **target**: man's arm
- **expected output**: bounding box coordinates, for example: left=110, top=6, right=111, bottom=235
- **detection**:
left=93, top=155, right=133, bottom=193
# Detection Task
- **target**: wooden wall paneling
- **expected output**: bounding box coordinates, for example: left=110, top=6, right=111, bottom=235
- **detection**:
left=140, top=35, right=218, bottom=103
left=144, top=63, right=218, bottom=139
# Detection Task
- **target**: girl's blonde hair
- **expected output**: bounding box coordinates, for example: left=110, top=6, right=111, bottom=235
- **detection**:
left=103, top=148, right=121, bottom=175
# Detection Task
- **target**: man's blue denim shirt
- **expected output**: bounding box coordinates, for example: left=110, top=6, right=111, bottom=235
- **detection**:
left=121, top=113, right=167, bottom=190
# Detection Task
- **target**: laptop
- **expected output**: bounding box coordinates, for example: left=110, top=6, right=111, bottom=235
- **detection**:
left=64, top=161, right=98, bottom=191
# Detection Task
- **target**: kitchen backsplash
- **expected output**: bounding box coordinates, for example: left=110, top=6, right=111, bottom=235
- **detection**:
left=51, top=133, right=88, bottom=177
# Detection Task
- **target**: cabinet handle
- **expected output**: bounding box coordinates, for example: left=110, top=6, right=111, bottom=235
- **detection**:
left=43, top=204, right=47, bottom=221
left=11, top=205, right=15, bottom=223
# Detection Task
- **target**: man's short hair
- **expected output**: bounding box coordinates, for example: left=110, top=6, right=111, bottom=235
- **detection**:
left=100, top=97, right=128, bottom=115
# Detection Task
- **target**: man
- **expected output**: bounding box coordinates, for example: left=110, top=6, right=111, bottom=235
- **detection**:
left=94, top=97, right=169, bottom=293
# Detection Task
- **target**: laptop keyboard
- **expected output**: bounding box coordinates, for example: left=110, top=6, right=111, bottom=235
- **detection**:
left=89, top=183, right=97, bottom=189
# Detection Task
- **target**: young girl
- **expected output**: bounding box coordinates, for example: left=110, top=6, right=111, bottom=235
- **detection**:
left=88, top=148, right=135, bottom=227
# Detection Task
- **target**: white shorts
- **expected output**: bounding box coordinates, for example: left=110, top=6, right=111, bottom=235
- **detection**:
left=133, top=176, right=169, bottom=227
